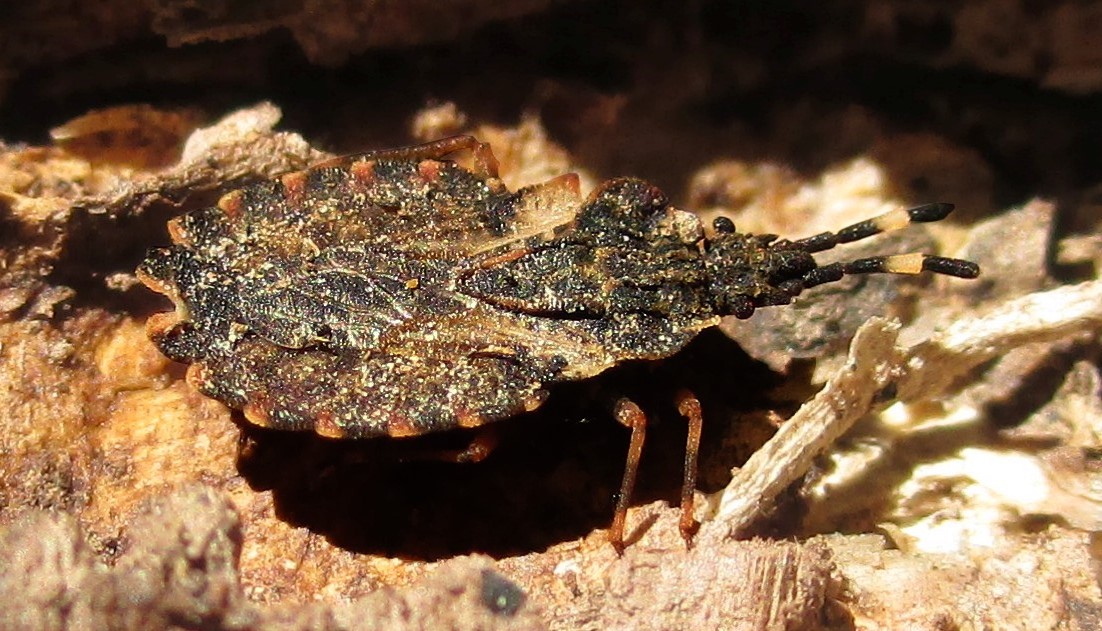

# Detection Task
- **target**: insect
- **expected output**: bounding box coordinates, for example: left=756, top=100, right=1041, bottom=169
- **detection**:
left=137, top=136, right=979, bottom=551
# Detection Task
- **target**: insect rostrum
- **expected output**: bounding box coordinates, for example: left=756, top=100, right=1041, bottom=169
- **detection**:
left=138, top=136, right=978, bottom=548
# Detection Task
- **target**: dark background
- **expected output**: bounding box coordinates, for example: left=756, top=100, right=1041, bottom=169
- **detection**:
left=3, top=0, right=1101, bottom=220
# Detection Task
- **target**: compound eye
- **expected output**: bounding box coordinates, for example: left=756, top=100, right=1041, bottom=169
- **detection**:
left=712, top=216, right=736, bottom=234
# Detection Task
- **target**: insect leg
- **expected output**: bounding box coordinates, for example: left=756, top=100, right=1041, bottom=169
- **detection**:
left=398, top=427, right=502, bottom=464
left=609, top=398, right=647, bottom=555
left=451, top=428, right=501, bottom=463
left=675, top=390, right=703, bottom=548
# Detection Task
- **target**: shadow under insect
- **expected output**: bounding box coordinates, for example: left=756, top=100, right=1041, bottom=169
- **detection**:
left=235, top=328, right=780, bottom=560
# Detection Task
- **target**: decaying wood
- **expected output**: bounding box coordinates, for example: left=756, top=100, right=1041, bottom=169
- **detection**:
left=3, top=99, right=1102, bottom=628
left=704, top=280, right=1102, bottom=541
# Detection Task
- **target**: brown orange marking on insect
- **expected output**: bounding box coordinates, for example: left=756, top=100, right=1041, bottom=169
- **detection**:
left=469, top=345, right=516, bottom=360
left=242, top=400, right=272, bottom=428
left=386, top=413, right=421, bottom=438
left=418, top=159, right=443, bottom=183
left=135, top=268, right=172, bottom=296
left=350, top=160, right=377, bottom=186
left=217, top=190, right=245, bottom=220
left=563, top=172, right=581, bottom=196
left=474, top=247, right=530, bottom=270
left=521, top=391, right=548, bottom=412
left=144, top=311, right=181, bottom=339
left=545, top=172, right=581, bottom=198
left=470, top=140, right=501, bottom=181
left=184, top=363, right=208, bottom=389
left=313, top=411, right=345, bottom=438
left=280, top=171, right=308, bottom=203
left=166, top=217, right=189, bottom=246
left=455, top=408, right=487, bottom=429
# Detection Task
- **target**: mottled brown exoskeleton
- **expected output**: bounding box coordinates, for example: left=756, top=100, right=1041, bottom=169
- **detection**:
left=138, top=136, right=979, bottom=551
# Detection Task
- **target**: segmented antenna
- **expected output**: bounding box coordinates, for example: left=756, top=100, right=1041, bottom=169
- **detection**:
left=791, top=202, right=978, bottom=288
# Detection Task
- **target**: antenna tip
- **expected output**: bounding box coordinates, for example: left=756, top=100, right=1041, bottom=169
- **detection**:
left=907, top=202, right=955, bottom=223
left=922, top=255, right=980, bottom=278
